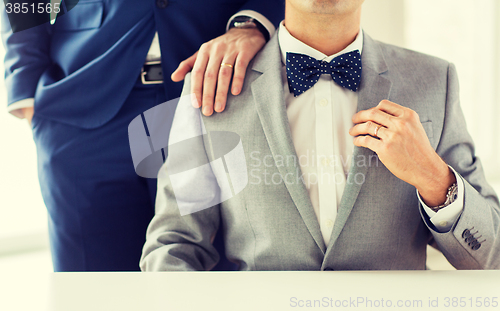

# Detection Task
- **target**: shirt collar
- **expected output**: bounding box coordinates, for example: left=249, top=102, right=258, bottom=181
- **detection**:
left=278, top=21, right=363, bottom=64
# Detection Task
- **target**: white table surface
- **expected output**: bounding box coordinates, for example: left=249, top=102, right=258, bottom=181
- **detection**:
left=2, top=270, right=499, bottom=311
left=20, top=270, right=495, bottom=311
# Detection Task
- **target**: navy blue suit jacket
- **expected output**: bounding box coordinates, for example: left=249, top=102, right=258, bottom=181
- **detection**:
left=2, top=0, right=283, bottom=128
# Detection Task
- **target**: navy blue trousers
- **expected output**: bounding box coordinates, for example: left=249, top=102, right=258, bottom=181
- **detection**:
left=32, top=82, right=233, bottom=271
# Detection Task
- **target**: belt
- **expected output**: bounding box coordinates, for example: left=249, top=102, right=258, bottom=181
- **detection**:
left=140, top=60, right=163, bottom=84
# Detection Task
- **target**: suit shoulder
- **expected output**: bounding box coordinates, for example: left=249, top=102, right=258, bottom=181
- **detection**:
left=375, top=40, right=451, bottom=73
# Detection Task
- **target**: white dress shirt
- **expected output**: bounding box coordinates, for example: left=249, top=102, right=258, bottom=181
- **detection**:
left=277, top=22, right=463, bottom=245
left=7, top=10, right=275, bottom=117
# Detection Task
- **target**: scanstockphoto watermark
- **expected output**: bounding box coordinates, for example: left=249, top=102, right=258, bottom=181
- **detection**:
left=249, top=151, right=379, bottom=186
left=289, top=296, right=500, bottom=309
left=129, top=94, right=250, bottom=216
left=3, top=0, right=77, bottom=33
left=290, top=296, right=423, bottom=308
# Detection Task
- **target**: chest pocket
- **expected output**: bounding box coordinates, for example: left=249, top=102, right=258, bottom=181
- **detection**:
left=53, top=0, right=104, bottom=31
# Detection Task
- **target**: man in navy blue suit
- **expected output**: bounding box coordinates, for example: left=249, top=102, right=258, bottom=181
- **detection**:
left=1, top=0, right=283, bottom=271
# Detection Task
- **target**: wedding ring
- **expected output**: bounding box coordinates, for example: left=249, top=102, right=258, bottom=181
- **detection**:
left=374, top=125, right=381, bottom=137
left=220, top=63, right=233, bottom=68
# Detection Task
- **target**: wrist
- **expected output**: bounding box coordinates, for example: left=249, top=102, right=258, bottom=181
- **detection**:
left=21, top=107, right=34, bottom=119
left=227, top=27, right=265, bottom=43
left=417, top=162, right=456, bottom=207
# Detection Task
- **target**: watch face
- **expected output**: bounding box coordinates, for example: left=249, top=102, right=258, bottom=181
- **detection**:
left=234, top=22, right=257, bottom=29
left=233, top=16, right=253, bottom=23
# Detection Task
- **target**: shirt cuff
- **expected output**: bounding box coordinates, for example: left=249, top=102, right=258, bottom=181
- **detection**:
left=417, top=166, right=464, bottom=233
left=7, top=98, right=35, bottom=119
left=226, top=10, right=276, bottom=39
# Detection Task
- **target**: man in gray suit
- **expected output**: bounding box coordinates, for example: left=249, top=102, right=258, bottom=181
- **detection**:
left=140, top=0, right=500, bottom=270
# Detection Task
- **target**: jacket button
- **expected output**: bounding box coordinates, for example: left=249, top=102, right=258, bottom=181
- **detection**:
left=469, top=239, right=479, bottom=247
left=465, top=236, right=476, bottom=243
left=471, top=243, right=481, bottom=250
left=156, top=0, right=168, bottom=9
left=462, top=229, right=471, bottom=238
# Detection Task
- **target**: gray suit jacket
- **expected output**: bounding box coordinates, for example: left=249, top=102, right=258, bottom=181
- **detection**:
left=140, top=33, right=500, bottom=271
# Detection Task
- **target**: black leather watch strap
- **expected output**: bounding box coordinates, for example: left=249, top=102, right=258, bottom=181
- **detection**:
left=229, top=16, right=270, bottom=42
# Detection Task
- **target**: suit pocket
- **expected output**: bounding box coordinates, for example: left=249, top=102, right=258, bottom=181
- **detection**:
left=420, top=120, right=433, bottom=139
left=53, top=0, right=104, bottom=31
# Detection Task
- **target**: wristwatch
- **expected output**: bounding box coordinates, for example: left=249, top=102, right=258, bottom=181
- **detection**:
left=229, top=16, right=270, bottom=41
left=429, top=182, right=458, bottom=212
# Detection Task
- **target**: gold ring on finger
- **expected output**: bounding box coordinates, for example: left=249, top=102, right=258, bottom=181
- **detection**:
left=220, top=63, right=233, bottom=68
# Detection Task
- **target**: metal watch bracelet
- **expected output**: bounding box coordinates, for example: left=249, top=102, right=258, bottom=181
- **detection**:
left=429, top=182, right=458, bottom=212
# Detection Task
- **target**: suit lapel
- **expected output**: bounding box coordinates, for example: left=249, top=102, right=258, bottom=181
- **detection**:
left=324, top=33, right=393, bottom=256
left=250, top=35, right=326, bottom=253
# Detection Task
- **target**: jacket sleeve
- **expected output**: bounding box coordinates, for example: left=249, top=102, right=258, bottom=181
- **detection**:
left=140, top=73, right=222, bottom=271
left=1, top=7, right=51, bottom=107
left=421, top=63, right=500, bottom=269
left=238, top=0, right=284, bottom=29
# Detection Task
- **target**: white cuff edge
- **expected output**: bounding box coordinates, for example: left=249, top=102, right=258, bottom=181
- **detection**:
left=7, top=98, right=35, bottom=119
left=418, top=166, right=465, bottom=232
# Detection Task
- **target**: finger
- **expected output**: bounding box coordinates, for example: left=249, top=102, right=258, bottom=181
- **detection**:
left=171, top=52, right=198, bottom=82
left=349, top=121, right=386, bottom=139
left=190, top=51, right=210, bottom=108
left=231, top=52, right=252, bottom=95
left=373, top=125, right=387, bottom=140
left=352, top=107, right=393, bottom=127
left=214, top=55, right=237, bottom=113
left=376, top=100, right=404, bottom=117
left=353, top=134, right=383, bottom=153
left=190, top=93, right=200, bottom=111
left=201, top=54, right=224, bottom=116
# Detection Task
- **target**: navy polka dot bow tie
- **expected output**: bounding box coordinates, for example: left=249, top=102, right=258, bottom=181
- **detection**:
left=286, top=51, right=362, bottom=97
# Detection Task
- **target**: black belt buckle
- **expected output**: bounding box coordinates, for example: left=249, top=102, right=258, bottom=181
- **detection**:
left=140, top=60, right=163, bottom=85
